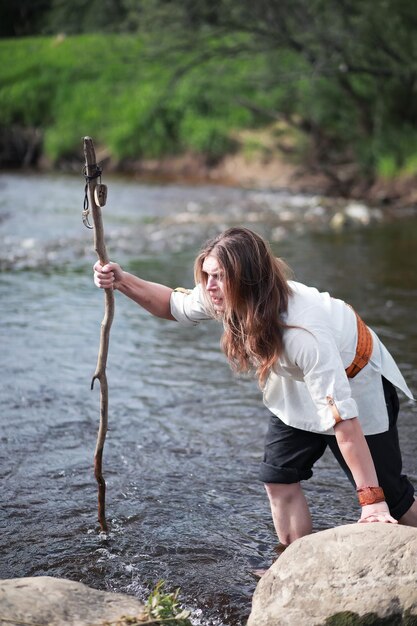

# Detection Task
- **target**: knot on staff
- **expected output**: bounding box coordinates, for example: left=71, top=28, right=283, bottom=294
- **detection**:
left=82, top=162, right=103, bottom=229
left=82, top=136, right=114, bottom=533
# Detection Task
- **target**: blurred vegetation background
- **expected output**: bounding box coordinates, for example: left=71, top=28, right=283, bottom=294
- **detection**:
left=1, top=0, right=417, bottom=196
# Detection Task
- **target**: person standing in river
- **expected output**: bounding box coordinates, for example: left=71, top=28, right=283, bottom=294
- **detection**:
left=93, top=227, right=417, bottom=548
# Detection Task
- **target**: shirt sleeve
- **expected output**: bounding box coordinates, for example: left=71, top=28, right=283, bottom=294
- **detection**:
left=170, top=284, right=214, bottom=326
left=285, top=323, right=359, bottom=427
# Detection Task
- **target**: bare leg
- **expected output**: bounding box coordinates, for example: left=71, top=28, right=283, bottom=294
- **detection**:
left=399, top=498, right=417, bottom=526
left=264, top=482, right=312, bottom=546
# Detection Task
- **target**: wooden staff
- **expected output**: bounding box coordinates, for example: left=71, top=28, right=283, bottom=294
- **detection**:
left=83, top=136, right=114, bottom=532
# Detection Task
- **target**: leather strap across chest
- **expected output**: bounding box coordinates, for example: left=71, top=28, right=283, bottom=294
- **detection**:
left=345, top=309, right=373, bottom=379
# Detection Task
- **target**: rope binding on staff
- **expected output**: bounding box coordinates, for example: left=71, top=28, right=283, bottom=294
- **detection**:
left=82, top=163, right=103, bottom=229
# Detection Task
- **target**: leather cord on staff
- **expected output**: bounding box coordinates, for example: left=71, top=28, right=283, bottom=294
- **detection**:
left=82, top=163, right=102, bottom=229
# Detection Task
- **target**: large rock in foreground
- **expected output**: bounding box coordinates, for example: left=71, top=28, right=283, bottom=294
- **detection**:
left=0, top=576, right=146, bottom=626
left=248, top=524, right=417, bottom=626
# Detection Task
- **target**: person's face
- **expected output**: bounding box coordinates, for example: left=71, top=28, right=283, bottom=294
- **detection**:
left=202, top=254, right=226, bottom=313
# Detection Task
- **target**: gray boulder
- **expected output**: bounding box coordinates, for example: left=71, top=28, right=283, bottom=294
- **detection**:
left=0, top=576, right=146, bottom=626
left=248, top=524, right=417, bottom=626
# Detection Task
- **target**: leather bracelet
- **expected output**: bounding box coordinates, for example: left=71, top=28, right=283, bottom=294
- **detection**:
left=356, top=486, right=385, bottom=507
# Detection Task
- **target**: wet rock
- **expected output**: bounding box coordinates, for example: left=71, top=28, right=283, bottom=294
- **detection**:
left=344, top=201, right=372, bottom=225
left=0, top=576, right=146, bottom=626
left=329, top=211, right=351, bottom=232
left=248, top=524, right=417, bottom=626
left=329, top=202, right=384, bottom=232
left=304, top=204, right=326, bottom=223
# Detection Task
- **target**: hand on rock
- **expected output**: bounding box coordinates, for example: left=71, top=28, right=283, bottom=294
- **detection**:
left=358, top=501, right=397, bottom=524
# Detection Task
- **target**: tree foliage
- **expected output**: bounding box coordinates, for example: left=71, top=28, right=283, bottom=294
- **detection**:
left=2, top=0, right=417, bottom=185
left=133, top=0, right=417, bottom=180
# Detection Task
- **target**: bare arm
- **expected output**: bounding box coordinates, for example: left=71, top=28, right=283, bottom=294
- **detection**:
left=94, top=261, right=175, bottom=320
left=334, top=417, right=397, bottom=523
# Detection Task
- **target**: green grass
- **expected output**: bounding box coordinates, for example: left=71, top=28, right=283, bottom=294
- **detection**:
left=102, top=580, right=192, bottom=626
left=1, top=33, right=417, bottom=178
left=0, top=34, right=261, bottom=163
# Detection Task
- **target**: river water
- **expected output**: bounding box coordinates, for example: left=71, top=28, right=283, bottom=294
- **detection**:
left=0, top=172, right=416, bottom=625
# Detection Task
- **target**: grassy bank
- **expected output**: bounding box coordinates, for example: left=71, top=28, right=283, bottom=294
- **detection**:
left=1, top=34, right=271, bottom=165
left=2, top=33, right=417, bottom=199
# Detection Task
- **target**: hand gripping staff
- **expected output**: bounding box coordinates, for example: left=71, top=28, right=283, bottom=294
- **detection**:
left=82, top=136, right=113, bottom=532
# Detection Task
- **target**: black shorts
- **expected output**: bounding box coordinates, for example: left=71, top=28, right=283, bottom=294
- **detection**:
left=259, top=377, right=415, bottom=520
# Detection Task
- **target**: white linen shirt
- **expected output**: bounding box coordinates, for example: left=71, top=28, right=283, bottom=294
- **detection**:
left=170, top=281, right=413, bottom=435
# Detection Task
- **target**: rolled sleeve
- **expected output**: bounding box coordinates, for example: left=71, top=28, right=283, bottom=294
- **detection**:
left=170, top=284, right=213, bottom=326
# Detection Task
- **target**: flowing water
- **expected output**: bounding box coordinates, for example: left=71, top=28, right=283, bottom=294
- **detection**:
left=0, top=172, right=416, bottom=625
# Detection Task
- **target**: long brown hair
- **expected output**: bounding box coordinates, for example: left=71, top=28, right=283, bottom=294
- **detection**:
left=194, top=227, right=292, bottom=387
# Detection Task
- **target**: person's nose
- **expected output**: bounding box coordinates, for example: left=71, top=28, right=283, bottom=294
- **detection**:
left=206, top=276, right=216, bottom=291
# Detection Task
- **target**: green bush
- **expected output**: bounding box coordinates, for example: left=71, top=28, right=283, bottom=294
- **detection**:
left=0, top=34, right=257, bottom=163
left=1, top=28, right=417, bottom=179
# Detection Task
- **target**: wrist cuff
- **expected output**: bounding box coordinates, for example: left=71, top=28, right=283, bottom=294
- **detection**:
left=357, top=486, right=385, bottom=506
